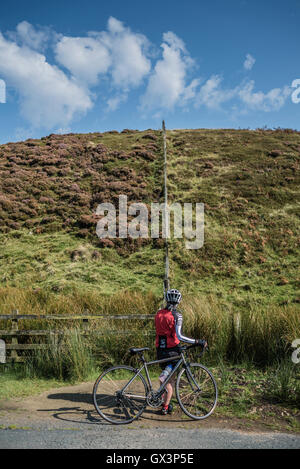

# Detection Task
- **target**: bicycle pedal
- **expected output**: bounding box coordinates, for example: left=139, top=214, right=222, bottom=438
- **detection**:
left=161, top=404, right=173, bottom=415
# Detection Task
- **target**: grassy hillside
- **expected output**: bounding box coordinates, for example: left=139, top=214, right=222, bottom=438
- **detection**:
left=1, top=129, right=299, bottom=417
left=0, top=127, right=299, bottom=310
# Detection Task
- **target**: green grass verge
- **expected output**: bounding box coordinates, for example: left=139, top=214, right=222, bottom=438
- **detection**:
left=0, top=370, right=66, bottom=400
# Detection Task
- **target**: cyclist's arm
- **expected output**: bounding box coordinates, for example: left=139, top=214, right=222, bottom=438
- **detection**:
left=174, top=312, right=196, bottom=344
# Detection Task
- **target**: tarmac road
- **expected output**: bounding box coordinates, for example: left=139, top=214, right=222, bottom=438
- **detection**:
left=0, top=423, right=300, bottom=449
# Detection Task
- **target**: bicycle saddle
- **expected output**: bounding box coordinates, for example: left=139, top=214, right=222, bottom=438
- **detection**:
left=129, top=347, right=150, bottom=354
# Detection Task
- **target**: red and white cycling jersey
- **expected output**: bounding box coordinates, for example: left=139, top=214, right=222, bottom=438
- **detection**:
left=155, top=308, right=196, bottom=349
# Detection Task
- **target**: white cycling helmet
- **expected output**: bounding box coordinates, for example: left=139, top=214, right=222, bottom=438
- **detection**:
left=166, top=289, right=182, bottom=305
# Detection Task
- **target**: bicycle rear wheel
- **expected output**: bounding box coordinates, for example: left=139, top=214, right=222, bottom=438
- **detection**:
left=93, top=365, right=148, bottom=424
left=176, top=363, right=218, bottom=420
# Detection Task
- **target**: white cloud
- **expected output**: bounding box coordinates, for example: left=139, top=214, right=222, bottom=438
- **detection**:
left=141, top=31, right=198, bottom=110
left=56, top=127, right=72, bottom=134
left=162, top=31, right=187, bottom=54
left=0, top=31, right=93, bottom=128
left=97, top=17, right=151, bottom=89
left=238, top=80, right=291, bottom=111
left=244, top=53, right=256, bottom=71
left=106, top=93, right=128, bottom=112
left=55, top=36, right=111, bottom=85
left=181, top=78, right=201, bottom=104
left=194, top=75, right=291, bottom=113
left=55, top=17, right=151, bottom=90
left=0, top=19, right=293, bottom=132
left=0, top=18, right=152, bottom=130
left=0, top=79, right=6, bottom=103
left=195, top=75, right=237, bottom=109
left=8, top=21, right=52, bottom=51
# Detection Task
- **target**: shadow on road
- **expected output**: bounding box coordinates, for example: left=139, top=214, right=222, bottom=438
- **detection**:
left=47, top=392, right=93, bottom=404
left=36, top=391, right=188, bottom=426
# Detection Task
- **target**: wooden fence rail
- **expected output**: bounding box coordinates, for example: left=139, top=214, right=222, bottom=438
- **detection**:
left=0, top=310, right=155, bottom=363
left=0, top=314, right=155, bottom=320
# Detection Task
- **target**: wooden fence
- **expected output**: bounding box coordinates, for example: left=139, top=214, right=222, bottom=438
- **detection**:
left=0, top=310, right=155, bottom=363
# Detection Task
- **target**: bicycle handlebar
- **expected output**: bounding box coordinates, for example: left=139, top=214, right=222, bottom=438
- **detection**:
left=180, top=342, right=209, bottom=354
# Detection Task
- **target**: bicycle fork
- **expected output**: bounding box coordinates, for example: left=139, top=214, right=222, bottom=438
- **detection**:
left=183, top=361, right=202, bottom=393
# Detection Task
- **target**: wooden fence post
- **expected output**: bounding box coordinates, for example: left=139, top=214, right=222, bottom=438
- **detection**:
left=82, top=318, right=89, bottom=332
left=11, top=309, right=19, bottom=362
left=162, top=120, right=170, bottom=298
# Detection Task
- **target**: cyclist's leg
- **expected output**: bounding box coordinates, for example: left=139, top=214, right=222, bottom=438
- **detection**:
left=157, top=347, right=168, bottom=399
left=164, top=346, right=180, bottom=407
left=158, top=374, right=172, bottom=405
left=157, top=347, right=179, bottom=411
left=163, top=380, right=174, bottom=406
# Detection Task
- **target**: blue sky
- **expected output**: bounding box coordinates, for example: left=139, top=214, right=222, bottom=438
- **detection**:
left=0, top=0, right=299, bottom=143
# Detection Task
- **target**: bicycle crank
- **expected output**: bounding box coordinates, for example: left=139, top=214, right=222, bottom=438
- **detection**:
left=146, top=391, right=164, bottom=408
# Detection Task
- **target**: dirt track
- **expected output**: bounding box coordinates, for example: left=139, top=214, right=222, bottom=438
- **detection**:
left=0, top=381, right=300, bottom=449
left=0, top=380, right=234, bottom=430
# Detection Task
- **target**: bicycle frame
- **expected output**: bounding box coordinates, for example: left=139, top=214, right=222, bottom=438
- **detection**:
left=120, top=350, right=201, bottom=399
left=93, top=344, right=217, bottom=424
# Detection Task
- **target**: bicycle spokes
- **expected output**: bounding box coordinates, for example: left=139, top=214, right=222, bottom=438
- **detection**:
left=176, top=364, right=218, bottom=420
left=93, top=366, right=148, bottom=424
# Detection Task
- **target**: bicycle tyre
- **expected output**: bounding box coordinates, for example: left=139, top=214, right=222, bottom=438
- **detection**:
left=176, top=363, right=218, bottom=420
left=93, top=365, right=148, bottom=424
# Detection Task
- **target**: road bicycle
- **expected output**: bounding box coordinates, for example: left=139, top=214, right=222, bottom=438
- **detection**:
left=93, top=343, right=218, bottom=424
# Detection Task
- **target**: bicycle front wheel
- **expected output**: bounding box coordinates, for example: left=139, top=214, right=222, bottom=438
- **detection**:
left=176, top=363, right=218, bottom=420
left=93, top=365, right=148, bottom=424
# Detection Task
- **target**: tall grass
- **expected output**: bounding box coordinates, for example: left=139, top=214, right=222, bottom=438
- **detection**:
left=25, top=328, right=95, bottom=382
left=181, top=295, right=232, bottom=359
left=178, top=295, right=299, bottom=365
left=263, top=359, right=300, bottom=406
left=231, top=306, right=299, bottom=364
left=20, top=324, right=156, bottom=382
left=0, top=287, right=159, bottom=316
left=1, top=289, right=299, bottom=381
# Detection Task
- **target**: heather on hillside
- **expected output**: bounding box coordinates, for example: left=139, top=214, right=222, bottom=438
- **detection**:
left=0, top=130, right=161, bottom=249
left=0, top=128, right=299, bottom=310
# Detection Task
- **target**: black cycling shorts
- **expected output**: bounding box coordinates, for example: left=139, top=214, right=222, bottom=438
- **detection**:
left=156, top=345, right=181, bottom=369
